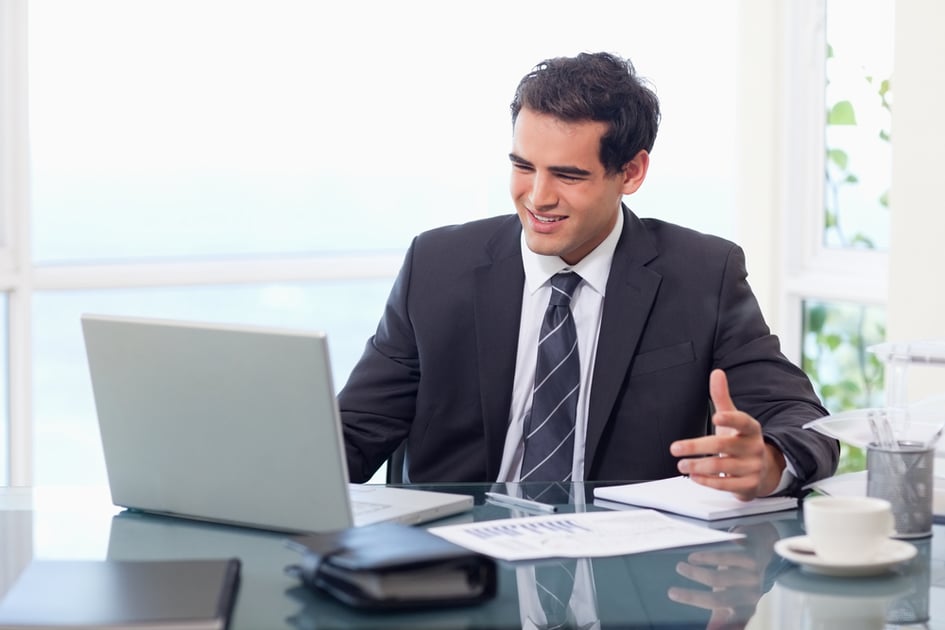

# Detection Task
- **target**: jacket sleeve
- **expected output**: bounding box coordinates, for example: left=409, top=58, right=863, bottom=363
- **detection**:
left=713, top=245, right=840, bottom=495
left=337, top=240, right=420, bottom=483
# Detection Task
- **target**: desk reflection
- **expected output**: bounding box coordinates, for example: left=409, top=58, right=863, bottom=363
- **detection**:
left=761, top=539, right=930, bottom=630
left=768, top=568, right=913, bottom=629
left=0, top=508, right=31, bottom=602
left=107, top=510, right=298, bottom=630
left=664, top=520, right=787, bottom=629
left=0, top=484, right=934, bottom=629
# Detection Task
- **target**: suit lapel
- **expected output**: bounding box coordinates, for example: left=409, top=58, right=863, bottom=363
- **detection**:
left=585, top=208, right=662, bottom=474
left=474, top=218, right=525, bottom=477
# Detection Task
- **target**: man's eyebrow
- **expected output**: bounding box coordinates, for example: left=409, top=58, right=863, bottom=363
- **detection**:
left=508, top=153, right=532, bottom=166
left=549, top=165, right=592, bottom=177
left=508, top=153, right=592, bottom=177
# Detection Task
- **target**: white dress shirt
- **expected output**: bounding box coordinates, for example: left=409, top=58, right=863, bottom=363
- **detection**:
left=497, top=211, right=623, bottom=483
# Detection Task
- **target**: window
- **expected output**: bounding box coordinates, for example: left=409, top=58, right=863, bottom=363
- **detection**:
left=824, top=0, right=894, bottom=251
left=4, top=0, right=742, bottom=486
left=802, top=299, right=886, bottom=412
left=786, top=0, right=896, bottom=473
left=780, top=0, right=892, bottom=356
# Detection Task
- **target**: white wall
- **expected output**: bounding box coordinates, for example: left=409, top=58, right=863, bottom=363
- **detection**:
left=735, top=1, right=782, bottom=331
left=887, top=0, right=945, bottom=401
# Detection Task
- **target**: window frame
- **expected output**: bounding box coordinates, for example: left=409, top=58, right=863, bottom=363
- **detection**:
left=778, top=0, right=889, bottom=348
left=1, top=0, right=32, bottom=486
left=738, top=1, right=889, bottom=367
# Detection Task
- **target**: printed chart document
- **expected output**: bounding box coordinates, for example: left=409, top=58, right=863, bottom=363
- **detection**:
left=592, top=476, right=798, bottom=520
left=428, top=509, right=743, bottom=562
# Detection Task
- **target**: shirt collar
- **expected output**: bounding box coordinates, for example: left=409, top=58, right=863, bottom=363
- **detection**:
left=521, top=208, right=624, bottom=297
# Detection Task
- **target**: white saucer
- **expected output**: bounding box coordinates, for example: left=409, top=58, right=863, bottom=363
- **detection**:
left=774, top=535, right=917, bottom=577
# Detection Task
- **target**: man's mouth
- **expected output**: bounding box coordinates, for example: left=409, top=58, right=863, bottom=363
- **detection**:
left=530, top=211, right=566, bottom=223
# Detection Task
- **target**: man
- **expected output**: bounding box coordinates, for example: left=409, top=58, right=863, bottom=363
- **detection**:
left=339, top=51, right=838, bottom=499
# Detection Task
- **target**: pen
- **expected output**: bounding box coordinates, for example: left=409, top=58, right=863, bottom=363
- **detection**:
left=484, top=491, right=558, bottom=513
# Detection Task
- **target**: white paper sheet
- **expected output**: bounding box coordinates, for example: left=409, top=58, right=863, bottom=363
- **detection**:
left=427, top=509, right=743, bottom=562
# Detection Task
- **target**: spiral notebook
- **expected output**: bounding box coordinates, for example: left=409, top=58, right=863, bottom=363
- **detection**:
left=593, top=475, right=798, bottom=521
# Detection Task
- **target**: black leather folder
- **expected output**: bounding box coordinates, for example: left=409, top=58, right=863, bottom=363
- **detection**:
left=285, top=521, right=497, bottom=610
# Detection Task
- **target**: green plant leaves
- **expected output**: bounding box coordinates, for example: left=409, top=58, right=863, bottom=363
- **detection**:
left=827, top=100, right=857, bottom=125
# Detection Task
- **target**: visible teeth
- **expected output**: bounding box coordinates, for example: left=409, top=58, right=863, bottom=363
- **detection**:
left=534, top=214, right=563, bottom=223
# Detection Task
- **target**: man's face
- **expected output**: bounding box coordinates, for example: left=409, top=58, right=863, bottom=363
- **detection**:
left=510, top=108, right=645, bottom=265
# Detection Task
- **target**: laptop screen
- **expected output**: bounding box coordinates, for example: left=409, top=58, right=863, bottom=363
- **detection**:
left=82, top=314, right=355, bottom=533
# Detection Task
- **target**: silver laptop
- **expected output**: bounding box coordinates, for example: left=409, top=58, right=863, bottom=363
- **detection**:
left=80, top=314, right=473, bottom=534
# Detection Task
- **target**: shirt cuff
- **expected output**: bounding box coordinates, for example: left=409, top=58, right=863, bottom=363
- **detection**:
left=768, top=457, right=797, bottom=496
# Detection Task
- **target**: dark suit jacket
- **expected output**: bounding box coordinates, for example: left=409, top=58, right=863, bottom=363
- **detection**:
left=339, top=207, right=838, bottom=493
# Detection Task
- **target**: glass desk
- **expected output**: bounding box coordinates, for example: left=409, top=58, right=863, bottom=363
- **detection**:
left=1, top=483, right=944, bottom=629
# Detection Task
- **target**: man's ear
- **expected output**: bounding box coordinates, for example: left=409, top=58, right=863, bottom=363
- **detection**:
left=620, top=150, right=650, bottom=195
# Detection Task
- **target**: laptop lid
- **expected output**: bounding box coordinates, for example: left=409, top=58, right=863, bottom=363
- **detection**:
left=81, top=314, right=472, bottom=534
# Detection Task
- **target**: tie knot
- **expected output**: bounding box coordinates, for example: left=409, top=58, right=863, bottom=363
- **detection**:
left=549, top=272, right=581, bottom=306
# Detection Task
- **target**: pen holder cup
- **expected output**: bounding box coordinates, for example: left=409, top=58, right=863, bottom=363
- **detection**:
left=867, top=441, right=934, bottom=539
left=886, top=537, right=932, bottom=626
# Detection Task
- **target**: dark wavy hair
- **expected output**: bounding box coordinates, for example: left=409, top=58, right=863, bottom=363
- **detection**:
left=510, top=52, right=661, bottom=175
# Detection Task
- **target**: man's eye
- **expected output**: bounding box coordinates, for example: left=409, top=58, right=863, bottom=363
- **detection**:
left=512, top=163, right=534, bottom=172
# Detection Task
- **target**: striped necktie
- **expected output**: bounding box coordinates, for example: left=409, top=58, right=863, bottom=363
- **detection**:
left=521, top=272, right=582, bottom=482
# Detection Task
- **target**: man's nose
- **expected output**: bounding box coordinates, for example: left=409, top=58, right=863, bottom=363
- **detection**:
left=529, top=173, right=558, bottom=211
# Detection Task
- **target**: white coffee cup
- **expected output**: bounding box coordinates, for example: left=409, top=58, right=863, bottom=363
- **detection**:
left=804, top=495, right=894, bottom=564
